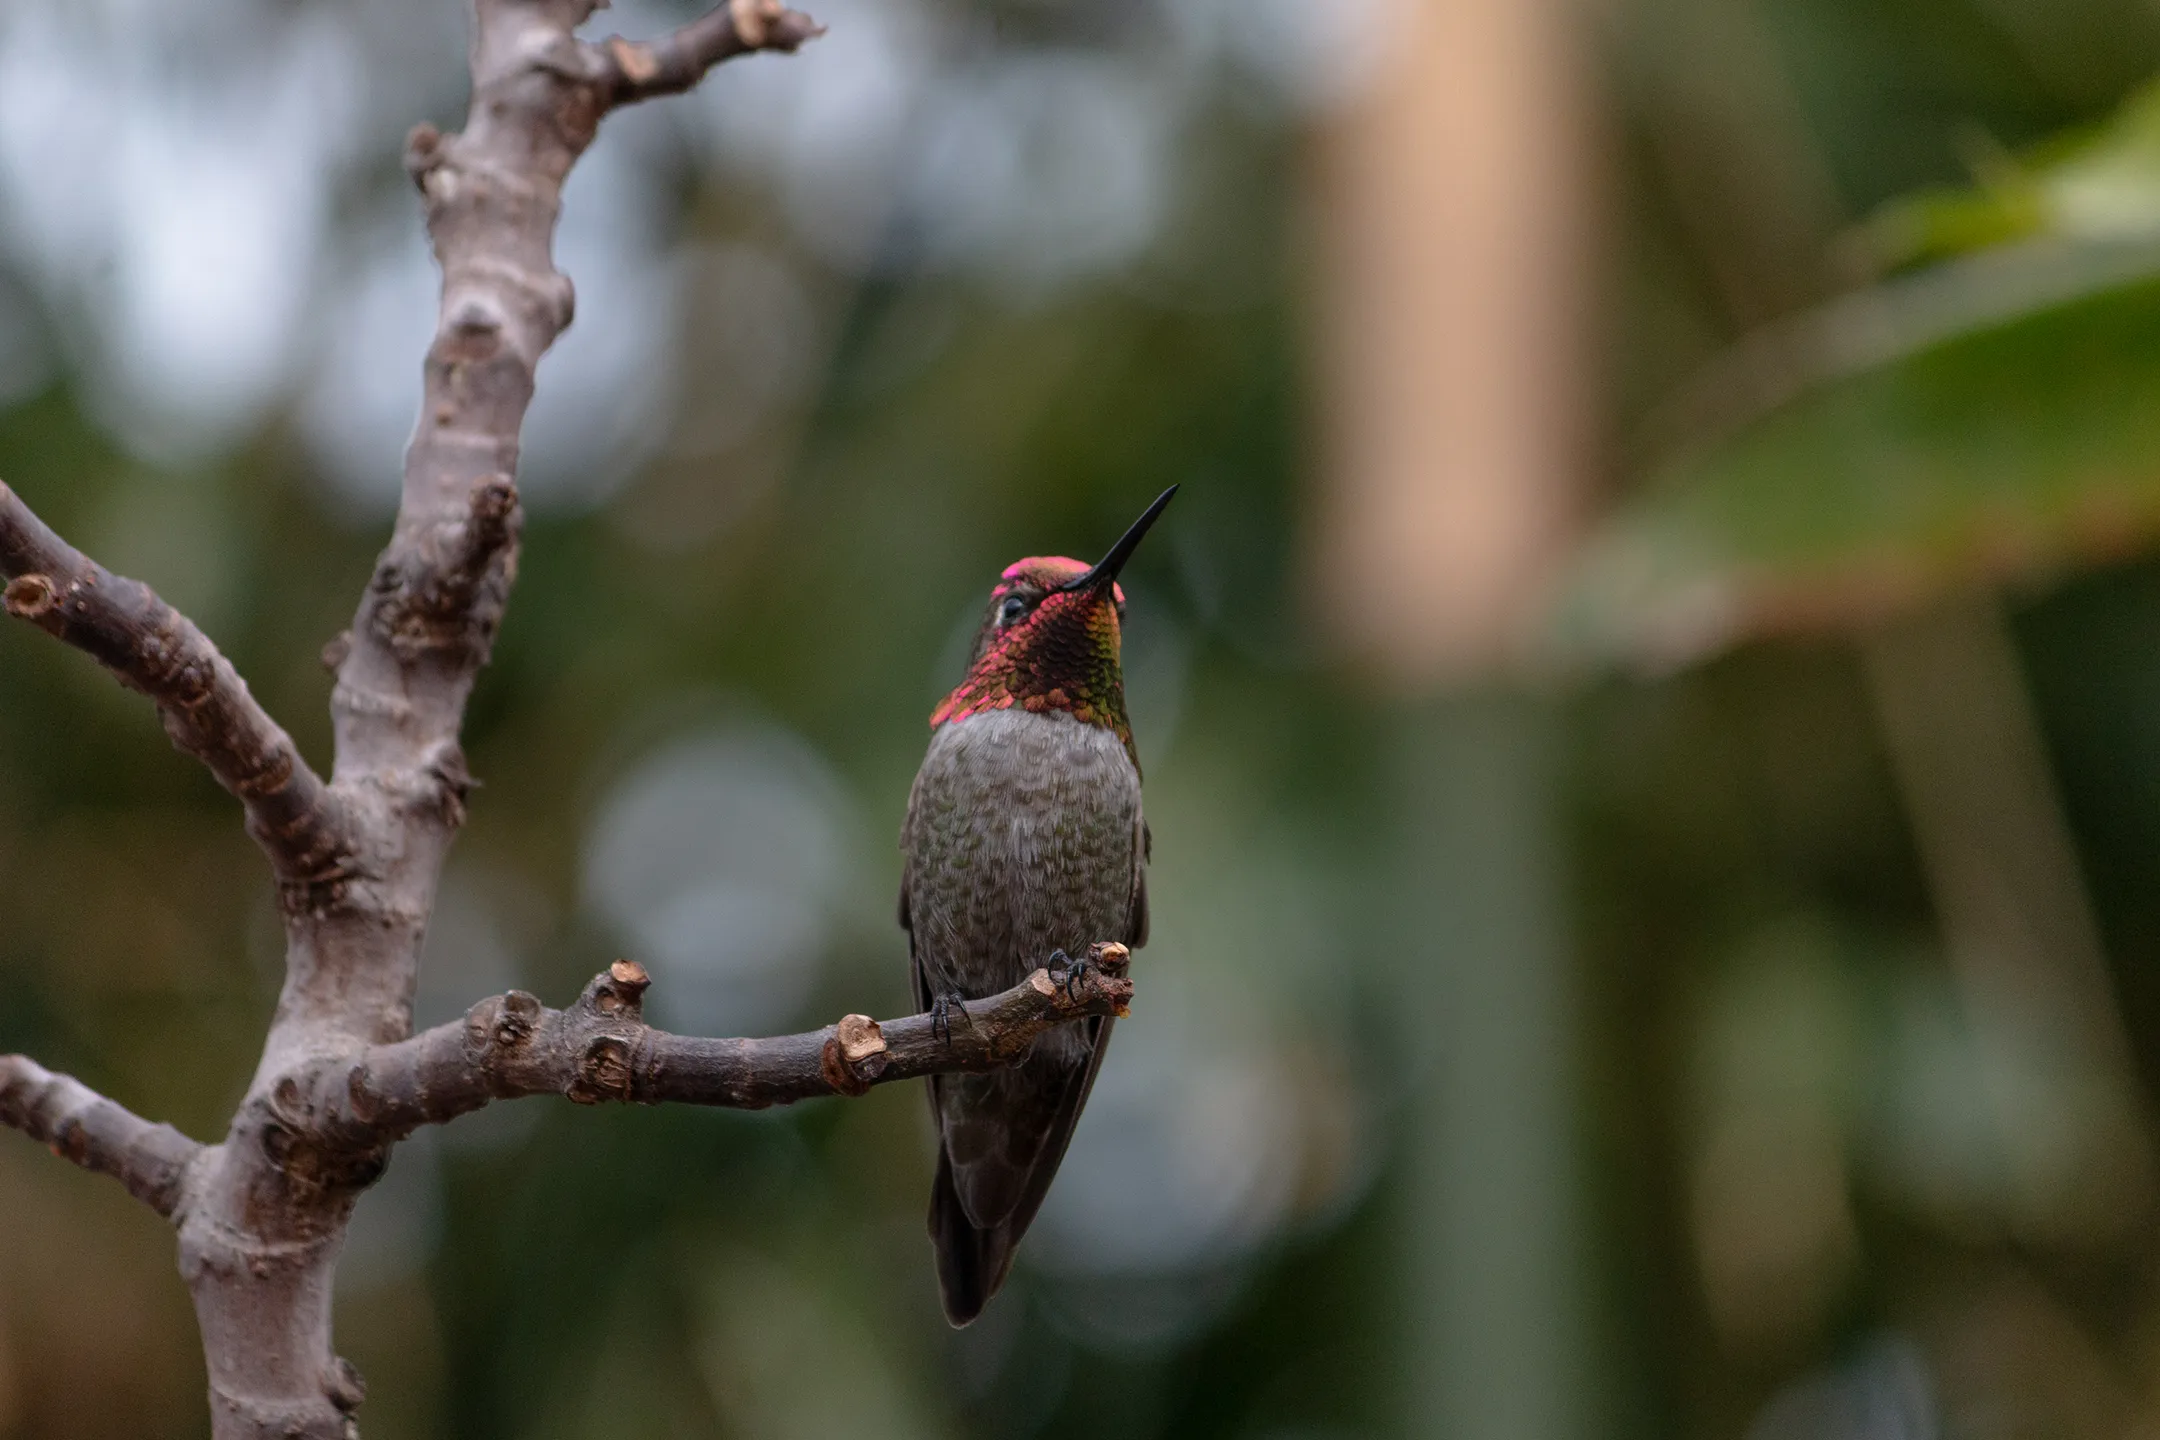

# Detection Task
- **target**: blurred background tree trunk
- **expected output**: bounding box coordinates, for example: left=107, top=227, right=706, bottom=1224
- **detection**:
left=1315, top=0, right=1599, bottom=1433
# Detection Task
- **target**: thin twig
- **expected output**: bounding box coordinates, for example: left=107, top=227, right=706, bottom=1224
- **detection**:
left=0, top=1055, right=204, bottom=1219
left=0, top=482, right=349, bottom=891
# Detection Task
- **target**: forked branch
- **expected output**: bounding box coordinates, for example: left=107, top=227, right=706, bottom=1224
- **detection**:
left=0, top=945, right=1130, bottom=1217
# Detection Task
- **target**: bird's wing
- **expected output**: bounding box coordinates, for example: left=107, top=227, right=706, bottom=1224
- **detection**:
left=1130, top=814, right=1150, bottom=949
left=924, top=796, right=1147, bottom=1324
left=1001, top=799, right=1145, bottom=1228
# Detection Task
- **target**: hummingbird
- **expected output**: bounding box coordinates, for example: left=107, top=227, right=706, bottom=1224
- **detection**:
left=900, top=486, right=1176, bottom=1327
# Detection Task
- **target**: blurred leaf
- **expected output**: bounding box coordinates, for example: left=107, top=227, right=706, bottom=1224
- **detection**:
left=1560, top=245, right=2160, bottom=671
left=1560, top=71, right=2160, bottom=673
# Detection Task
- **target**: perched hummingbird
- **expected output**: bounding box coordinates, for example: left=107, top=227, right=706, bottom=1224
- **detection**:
left=900, top=486, right=1176, bottom=1327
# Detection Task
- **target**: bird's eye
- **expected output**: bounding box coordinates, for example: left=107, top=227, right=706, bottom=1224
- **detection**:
left=997, top=594, right=1031, bottom=628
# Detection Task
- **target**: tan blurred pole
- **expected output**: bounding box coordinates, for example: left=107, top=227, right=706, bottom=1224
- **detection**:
left=1315, top=0, right=1593, bottom=682
left=1312, top=0, right=1601, bottom=1435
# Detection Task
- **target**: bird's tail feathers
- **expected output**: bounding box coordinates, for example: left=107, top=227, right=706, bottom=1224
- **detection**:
left=929, top=1151, right=1018, bottom=1328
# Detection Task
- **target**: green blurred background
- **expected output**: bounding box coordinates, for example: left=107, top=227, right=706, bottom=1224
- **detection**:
left=11, top=0, right=2160, bottom=1435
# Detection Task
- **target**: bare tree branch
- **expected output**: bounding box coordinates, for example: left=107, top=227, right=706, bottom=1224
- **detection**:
left=0, top=1054, right=204, bottom=1219
left=288, top=944, right=1134, bottom=1147
left=176, top=2, right=842, bottom=1430
left=0, top=482, right=350, bottom=892
left=596, top=0, right=828, bottom=105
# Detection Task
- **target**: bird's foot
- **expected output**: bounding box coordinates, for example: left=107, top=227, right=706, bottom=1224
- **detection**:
left=931, top=991, right=966, bottom=1048
left=1050, top=948, right=1091, bottom=1002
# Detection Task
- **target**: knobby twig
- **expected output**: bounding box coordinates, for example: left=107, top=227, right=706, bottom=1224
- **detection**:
left=598, top=0, right=827, bottom=104
left=0, top=6, right=1168, bottom=1438
left=303, top=945, right=1132, bottom=1145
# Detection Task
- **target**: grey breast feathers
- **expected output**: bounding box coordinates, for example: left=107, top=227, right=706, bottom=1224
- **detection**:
left=900, top=706, right=1145, bottom=1004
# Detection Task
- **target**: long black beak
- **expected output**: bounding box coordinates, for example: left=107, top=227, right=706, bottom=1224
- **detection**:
left=1059, top=486, right=1179, bottom=594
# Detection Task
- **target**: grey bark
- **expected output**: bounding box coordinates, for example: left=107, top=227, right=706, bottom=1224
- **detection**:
left=0, top=3, right=1130, bottom=1434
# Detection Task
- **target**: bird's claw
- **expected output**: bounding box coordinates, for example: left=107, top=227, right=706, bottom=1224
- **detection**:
left=931, top=992, right=963, bottom=1048
left=1049, top=948, right=1091, bottom=1002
